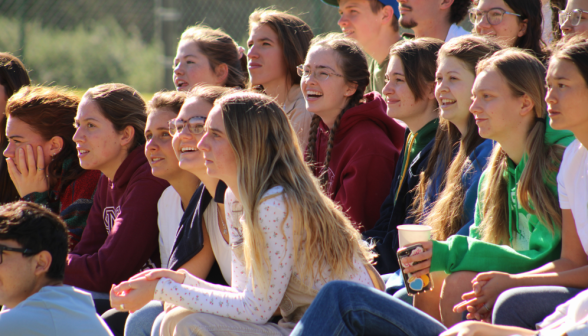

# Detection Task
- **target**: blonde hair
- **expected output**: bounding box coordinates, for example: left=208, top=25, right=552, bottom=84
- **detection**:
left=216, top=91, right=375, bottom=293
left=475, top=49, right=564, bottom=244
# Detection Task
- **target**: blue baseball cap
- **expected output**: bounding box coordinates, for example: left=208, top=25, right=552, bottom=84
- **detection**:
left=321, top=0, right=400, bottom=19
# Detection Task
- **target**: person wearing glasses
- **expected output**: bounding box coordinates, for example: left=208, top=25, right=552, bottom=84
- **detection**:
left=0, top=201, right=113, bottom=336
left=116, top=86, right=234, bottom=336
left=559, top=0, right=588, bottom=37
left=301, top=33, right=404, bottom=233
left=469, top=0, right=547, bottom=61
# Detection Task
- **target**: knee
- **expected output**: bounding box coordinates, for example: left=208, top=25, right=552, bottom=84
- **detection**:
left=440, top=272, right=476, bottom=303
left=493, top=287, right=527, bottom=319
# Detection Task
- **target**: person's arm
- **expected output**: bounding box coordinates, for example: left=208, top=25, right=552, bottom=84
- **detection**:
left=65, top=177, right=167, bottom=293
left=177, top=219, right=216, bottom=280
left=153, top=193, right=295, bottom=324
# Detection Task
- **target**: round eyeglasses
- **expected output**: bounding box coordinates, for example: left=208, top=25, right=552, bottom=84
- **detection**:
left=297, top=65, right=343, bottom=81
left=169, top=116, right=207, bottom=136
left=559, top=9, right=588, bottom=27
left=469, top=8, right=521, bottom=26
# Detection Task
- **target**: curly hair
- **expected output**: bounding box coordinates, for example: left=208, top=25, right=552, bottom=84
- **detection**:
left=450, top=0, right=473, bottom=24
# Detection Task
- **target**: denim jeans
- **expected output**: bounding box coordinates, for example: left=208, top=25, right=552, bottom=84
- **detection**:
left=290, top=281, right=446, bottom=336
left=493, top=286, right=584, bottom=329
left=124, top=300, right=163, bottom=336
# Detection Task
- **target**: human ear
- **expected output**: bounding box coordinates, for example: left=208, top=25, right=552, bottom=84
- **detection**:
left=519, top=94, right=534, bottom=117
left=344, top=82, right=358, bottom=97
left=426, top=82, right=436, bottom=100
left=381, top=5, right=394, bottom=25
left=33, top=251, right=53, bottom=277
left=518, top=19, right=528, bottom=37
left=215, top=63, right=229, bottom=86
left=48, top=136, right=64, bottom=156
left=120, top=125, right=135, bottom=148
left=440, top=0, right=455, bottom=10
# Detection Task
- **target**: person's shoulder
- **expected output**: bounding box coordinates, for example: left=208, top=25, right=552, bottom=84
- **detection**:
left=128, top=160, right=169, bottom=188
left=561, top=139, right=587, bottom=170
left=0, top=305, right=50, bottom=334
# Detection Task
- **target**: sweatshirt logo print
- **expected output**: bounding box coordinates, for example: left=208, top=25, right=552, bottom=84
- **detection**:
left=103, top=206, right=121, bottom=234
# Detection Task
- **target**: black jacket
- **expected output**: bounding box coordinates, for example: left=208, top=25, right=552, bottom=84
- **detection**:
left=168, top=181, right=228, bottom=286
left=364, top=129, right=436, bottom=274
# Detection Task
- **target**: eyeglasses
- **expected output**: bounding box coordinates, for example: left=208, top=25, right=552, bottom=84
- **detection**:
left=469, top=8, right=521, bottom=26
left=559, top=9, right=588, bottom=27
left=296, top=65, right=343, bottom=81
left=169, top=116, right=207, bottom=136
left=0, top=244, right=36, bottom=264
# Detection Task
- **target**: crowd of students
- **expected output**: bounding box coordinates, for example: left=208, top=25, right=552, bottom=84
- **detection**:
left=2, top=0, right=588, bottom=335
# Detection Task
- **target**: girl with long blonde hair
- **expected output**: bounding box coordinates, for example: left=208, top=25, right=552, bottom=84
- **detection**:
left=400, top=49, right=574, bottom=327
left=110, top=91, right=382, bottom=335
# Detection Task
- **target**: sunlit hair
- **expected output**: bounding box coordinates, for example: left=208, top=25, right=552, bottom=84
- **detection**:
left=6, top=86, right=83, bottom=194
left=411, top=36, right=502, bottom=240
left=475, top=48, right=564, bottom=244
left=180, top=25, right=247, bottom=88
left=305, top=33, right=369, bottom=186
left=551, top=35, right=588, bottom=86
left=83, top=83, right=147, bottom=153
left=146, top=91, right=186, bottom=116
left=248, top=8, right=314, bottom=87
left=187, top=84, right=235, bottom=105
left=216, top=91, right=375, bottom=294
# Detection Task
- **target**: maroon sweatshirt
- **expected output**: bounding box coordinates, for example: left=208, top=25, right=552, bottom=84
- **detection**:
left=64, top=145, right=169, bottom=293
left=312, top=92, right=405, bottom=232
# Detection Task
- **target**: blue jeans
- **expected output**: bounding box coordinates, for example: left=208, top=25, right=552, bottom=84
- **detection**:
left=124, top=300, right=163, bottom=336
left=290, top=281, right=446, bottom=336
left=493, top=286, right=584, bottom=329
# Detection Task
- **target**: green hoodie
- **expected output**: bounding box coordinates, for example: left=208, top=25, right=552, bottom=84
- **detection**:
left=430, top=122, right=575, bottom=274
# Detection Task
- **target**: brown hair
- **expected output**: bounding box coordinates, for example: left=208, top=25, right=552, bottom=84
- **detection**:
left=6, top=86, right=84, bottom=194
left=249, top=9, right=315, bottom=87
left=304, top=33, right=370, bottom=187
left=187, top=85, right=234, bottom=105
left=83, top=83, right=147, bottom=152
left=552, top=36, right=588, bottom=87
left=147, top=91, right=186, bottom=116
left=412, top=36, right=502, bottom=240
left=476, top=49, right=564, bottom=244
left=364, top=0, right=400, bottom=31
left=180, top=25, right=247, bottom=88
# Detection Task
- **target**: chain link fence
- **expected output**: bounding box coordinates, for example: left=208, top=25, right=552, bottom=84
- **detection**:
left=0, top=0, right=342, bottom=94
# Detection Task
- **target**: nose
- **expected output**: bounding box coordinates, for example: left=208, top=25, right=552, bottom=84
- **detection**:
left=72, top=127, right=83, bottom=144
left=545, top=87, right=557, bottom=106
left=146, top=137, right=158, bottom=152
left=436, top=79, right=448, bottom=95
left=561, top=20, right=574, bottom=35
left=174, top=62, right=184, bottom=76
left=197, top=132, right=211, bottom=153
left=3, top=142, right=15, bottom=158
left=247, top=45, right=258, bottom=60
left=338, top=14, right=348, bottom=28
left=470, top=96, right=482, bottom=115
left=382, top=80, right=395, bottom=97
left=476, top=14, right=492, bottom=30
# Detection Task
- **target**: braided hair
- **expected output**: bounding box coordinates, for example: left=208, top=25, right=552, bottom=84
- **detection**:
left=304, top=33, right=370, bottom=187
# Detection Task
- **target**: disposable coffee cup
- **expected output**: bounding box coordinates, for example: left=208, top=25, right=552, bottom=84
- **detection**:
left=398, top=224, right=432, bottom=247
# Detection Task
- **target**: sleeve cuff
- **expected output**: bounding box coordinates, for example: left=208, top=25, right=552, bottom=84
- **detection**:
left=430, top=240, right=449, bottom=273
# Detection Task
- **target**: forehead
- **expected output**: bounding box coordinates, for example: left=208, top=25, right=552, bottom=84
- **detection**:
left=339, top=0, right=373, bottom=10
left=176, top=40, right=204, bottom=57
left=76, top=97, right=107, bottom=120
left=248, top=23, right=279, bottom=41
left=568, top=0, right=588, bottom=10
left=547, top=58, right=582, bottom=79
left=477, top=0, right=511, bottom=11
left=178, top=97, right=213, bottom=119
left=306, top=46, right=339, bottom=65
left=437, top=55, right=471, bottom=74
left=473, top=68, right=506, bottom=90
left=5, top=115, right=36, bottom=135
left=387, top=55, right=405, bottom=75
left=146, top=109, right=177, bottom=129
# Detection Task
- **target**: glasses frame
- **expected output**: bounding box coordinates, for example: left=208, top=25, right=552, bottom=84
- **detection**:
left=296, top=64, right=344, bottom=81
left=559, top=9, right=588, bottom=27
left=469, top=7, right=522, bottom=26
left=0, top=245, right=36, bottom=264
left=169, top=116, right=207, bottom=136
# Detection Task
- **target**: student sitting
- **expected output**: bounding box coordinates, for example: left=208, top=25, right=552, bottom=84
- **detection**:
left=0, top=201, right=112, bottom=336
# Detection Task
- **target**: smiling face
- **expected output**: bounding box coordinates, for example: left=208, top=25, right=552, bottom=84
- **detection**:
left=470, top=68, right=528, bottom=141
left=144, top=108, right=182, bottom=181
left=4, top=116, right=54, bottom=166
left=172, top=97, right=213, bottom=178
left=0, top=239, right=37, bottom=309
left=337, top=0, right=386, bottom=48
left=473, top=0, right=527, bottom=47
left=173, top=40, right=221, bottom=91
left=73, top=97, right=129, bottom=178
left=300, top=46, right=355, bottom=126
left=435, top=55, right=476, bottom=133
left=246, top=23, right=289, bottom=88
left=546, top=58, right=588, bottom=133
left=561, top=0, right=588, bottom=37
left=196, top=105, right=237, bottom=185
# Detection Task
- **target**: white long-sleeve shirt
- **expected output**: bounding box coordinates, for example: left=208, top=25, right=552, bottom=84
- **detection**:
left=154, top=186, right=373, bottom=324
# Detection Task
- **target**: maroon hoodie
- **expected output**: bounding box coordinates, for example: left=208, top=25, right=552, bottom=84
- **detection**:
left=64, top=145, right=169, bottom=293
left=312, top=92, right=404, bottom=232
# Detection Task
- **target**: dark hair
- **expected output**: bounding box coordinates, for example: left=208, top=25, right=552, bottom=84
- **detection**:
left=147, top=90, right=186, bottom=116
left=249, top=9, right=315, bottom=87
left=552, top=36, right=588, bottom=87
left=180, top=25, right=247, bottom=88
left=304, top=33, right=370, bottom=186
left=450, top=0, right=473, bottom=24
left=502, top=0, right=547, bottom=60
left=389, top=37, right=444, bottom=101
left=412, top=36, right=502, bottom=239
left=83, top=83, right=147, bottom=152
left=0, top=201, right=68, bottom=281
left=0, top=53, right=31, bottom=204
left=188, top=85, right=234, bottom=105
left=6, top=86, right=84, bottom=194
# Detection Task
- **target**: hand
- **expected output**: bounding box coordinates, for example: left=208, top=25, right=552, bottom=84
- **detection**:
left=399, top=241, right=433, bottom=277
left=110, top=278, right=159, bottom=313
left=453, top=271, right=516, bottom=321
left=6, top=145, right=49, bottom=197
left=128, top=268, right=187, bottom=284
left=163, top=301, right=177, bottom=313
